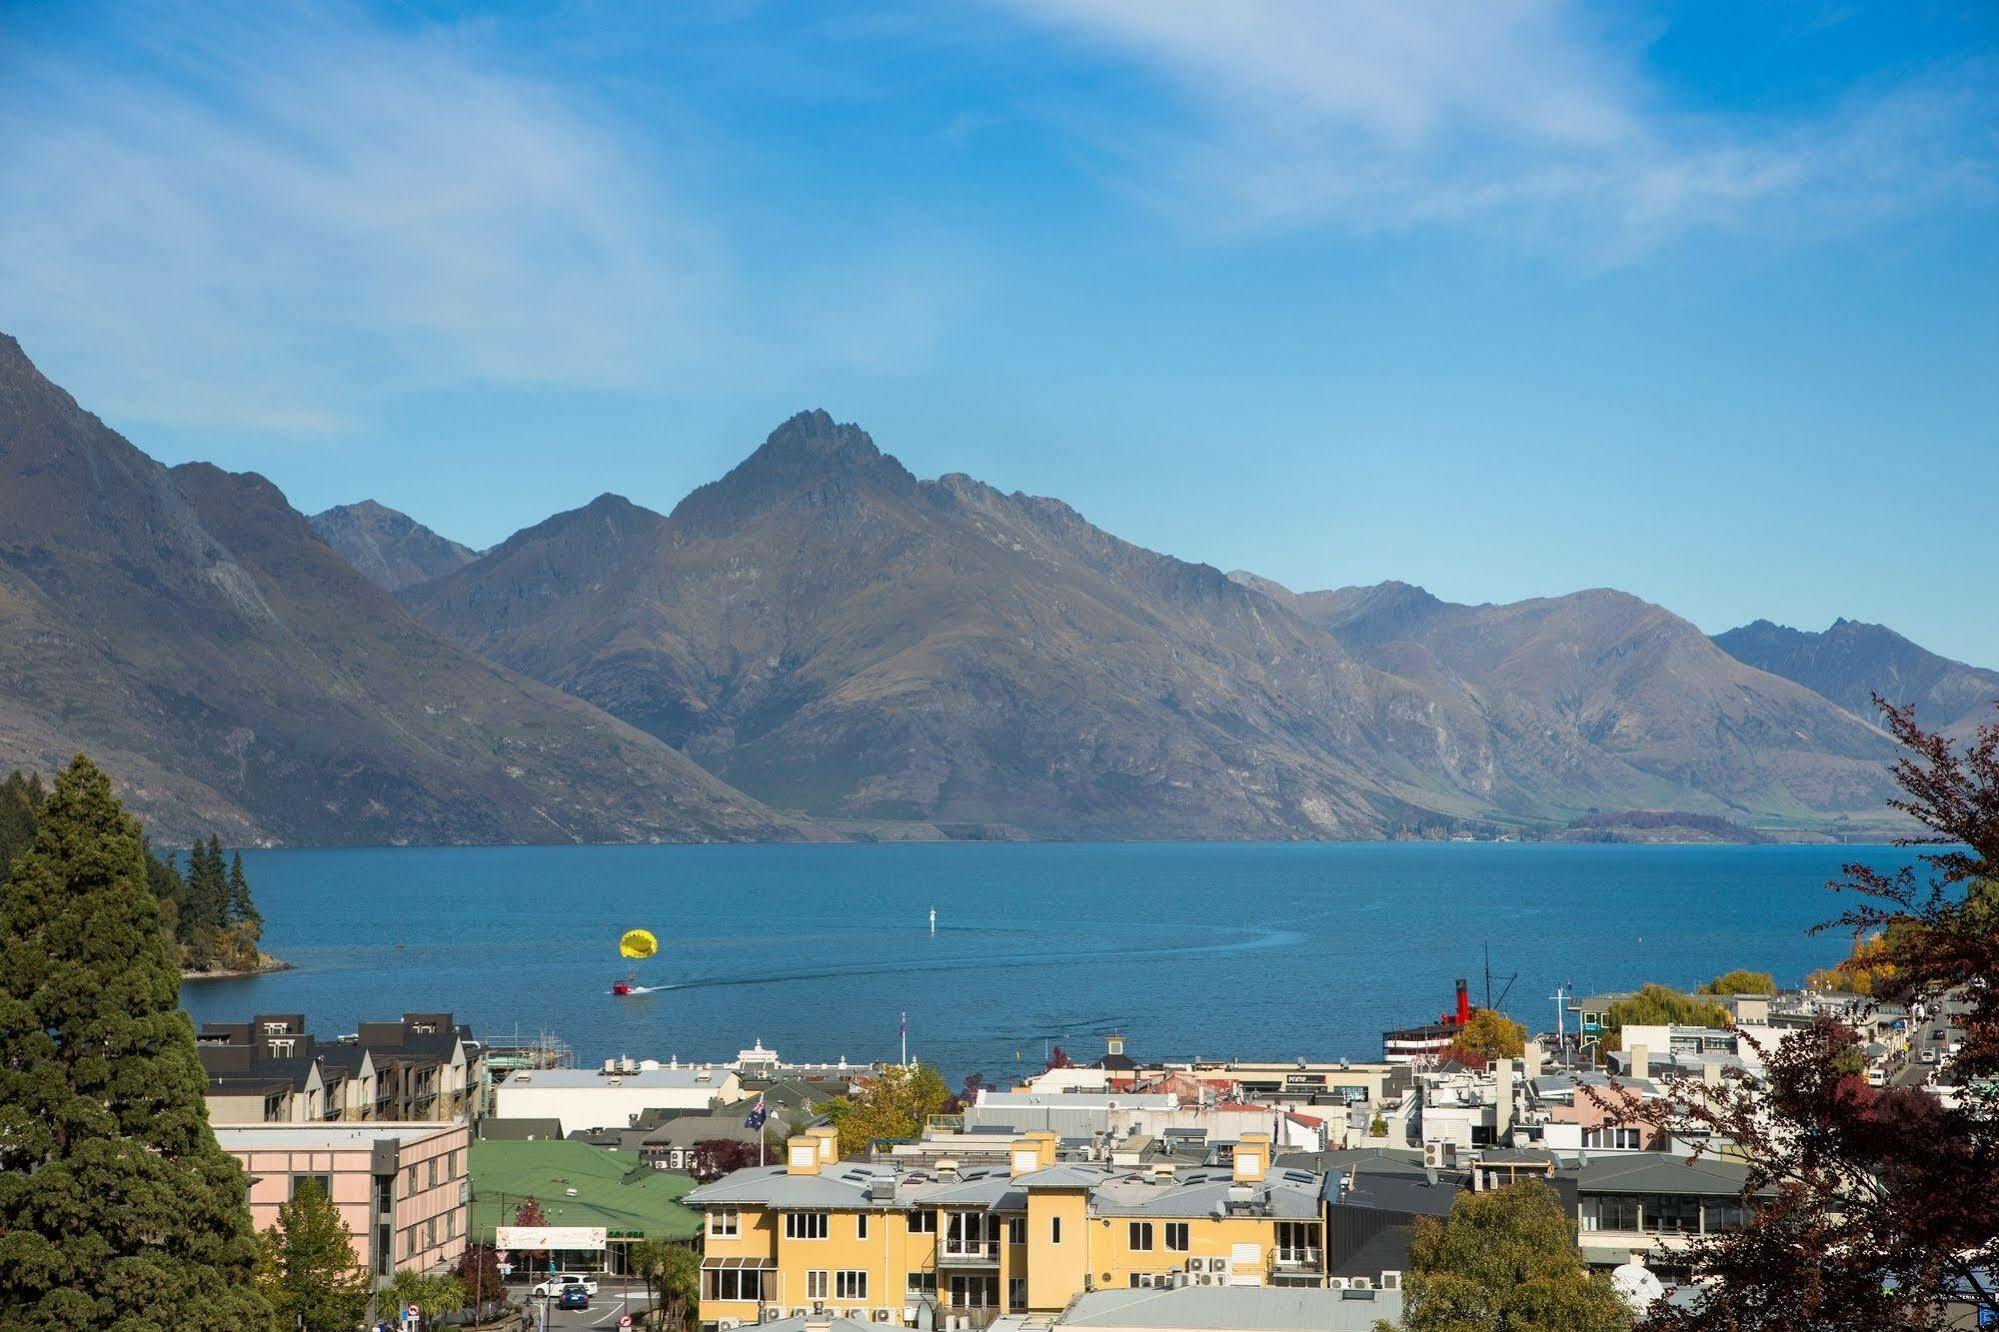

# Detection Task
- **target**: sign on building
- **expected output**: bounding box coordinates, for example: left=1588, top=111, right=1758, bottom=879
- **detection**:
left=495, top=1225, right=608, bottom=1251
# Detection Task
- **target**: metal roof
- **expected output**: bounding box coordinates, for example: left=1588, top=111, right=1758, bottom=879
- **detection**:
left=1058, top=1285, right=1402, bottom=1331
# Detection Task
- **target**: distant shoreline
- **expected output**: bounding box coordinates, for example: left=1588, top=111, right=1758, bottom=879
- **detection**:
left=180, top=955, right=291, bottom=982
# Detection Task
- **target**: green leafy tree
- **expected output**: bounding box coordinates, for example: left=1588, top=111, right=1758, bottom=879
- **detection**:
left=384, top=1269, right=467, bottom=1327
left=631, top=1239, right=702, bottom=1329
left=1697, top=969, right=1776, bottom=996
left=0, top=754, right=273, bottom=1327
left=1599, top=985, right=1732, bottom=1053
left=1447, top=1008, right=1528, bottom=1062
left=258, top=1176, right=369, bottom=1331
left=832, top=1062, right=953, bottom=1156
left=0, top=769, right=47, bottom=872
left=1399, top=1181, right=1632, bottom=1332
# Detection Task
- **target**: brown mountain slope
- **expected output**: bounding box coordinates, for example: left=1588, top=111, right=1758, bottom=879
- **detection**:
left=405, top=411, right=1902, bottom=836
left=309, top=500, right=478, bottom=591
left=1238, top=575, right=1903, bottom=826
left=0, top=334, right=792, bottom=846
left=404, top=412, right=1495, bottom=838
left=1714, top=618, right=1999, bottom=740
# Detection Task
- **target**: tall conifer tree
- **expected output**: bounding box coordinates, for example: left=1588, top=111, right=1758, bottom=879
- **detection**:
left=0, top=755, right=273, bottom=1327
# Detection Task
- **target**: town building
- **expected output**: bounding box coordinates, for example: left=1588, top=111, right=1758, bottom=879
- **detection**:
left=198, top=1012, right=482, bottom=1125
left=491, top=1060, right=743, bottom=1133
left=684, top=1128, right=1324, bottom=1328
left=211, top=1119, right=472, bottom=1284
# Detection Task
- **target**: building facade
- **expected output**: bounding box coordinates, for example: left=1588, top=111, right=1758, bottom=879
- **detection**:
left=685, top=1130, right=1324, bottom=1329
left=212, top=1120, right=473, bottom=1284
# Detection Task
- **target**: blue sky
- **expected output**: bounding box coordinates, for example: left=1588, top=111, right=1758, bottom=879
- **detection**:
left=3, top=1, right=1996, bottom=663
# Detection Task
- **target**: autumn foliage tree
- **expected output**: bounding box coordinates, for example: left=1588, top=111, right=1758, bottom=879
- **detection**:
left=826, top=1063, right=953, bottom=1157
left=1446, top=1007, right=1528, bottom=1064
left=1631, top=700, right=1999, bottom=1330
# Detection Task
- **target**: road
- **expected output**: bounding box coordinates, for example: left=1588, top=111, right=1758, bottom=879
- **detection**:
left=509, top=1283, right=654, bottom=1332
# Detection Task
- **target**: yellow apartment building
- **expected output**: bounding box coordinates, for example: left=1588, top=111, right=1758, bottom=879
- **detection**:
left=684, top=1128, right=1326, bottom=1329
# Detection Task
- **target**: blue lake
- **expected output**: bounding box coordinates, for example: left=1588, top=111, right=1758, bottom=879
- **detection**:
left=177, top=842, right=1909, bottom=1084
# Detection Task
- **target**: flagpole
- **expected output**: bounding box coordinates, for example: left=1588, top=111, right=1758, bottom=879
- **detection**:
left=900, top=1012, right=907, bottom=1068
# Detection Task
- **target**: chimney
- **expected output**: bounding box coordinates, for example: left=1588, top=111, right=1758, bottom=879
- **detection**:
left=1524, top=1039, right=1543, bottom=1080
left=1233, top=1133, right=1268, bottom=1184
left=786, top=1135, right=822, bottom=1176
left=1455, top=980, right=1472, bottom=1027
left=1702, top=1061, right=1722, bottom=1088
left=1494, top=1059, right=1515, bottom=1141
left=1009, top=1139, right=1041, bottom=1177
left=1630, top=1045, right=1651, bottom=1082
left=1025, top=1130, right=1059, bottom=1167
left=809, top=1124, right=839, bottom=1163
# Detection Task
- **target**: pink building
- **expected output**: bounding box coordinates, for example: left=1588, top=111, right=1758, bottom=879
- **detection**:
left=212, top=1120, right=472, bottom=1283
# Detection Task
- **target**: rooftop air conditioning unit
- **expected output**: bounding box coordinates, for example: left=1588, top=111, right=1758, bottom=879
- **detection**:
left=1207, top=1258, right=1229, bottom=1273
left=875, top=1311, right=893, bottom=1324
left=1381, top=1272, right=1402, bottom=1290
left=1350, top=1277, right=1373, bottom=1290
left=1327, top=1278, right=1349, bottom=1291
left=717, top=1322, right=738, bottom=1331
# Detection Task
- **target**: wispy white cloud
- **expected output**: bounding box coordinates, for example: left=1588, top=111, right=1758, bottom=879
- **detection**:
left=0, top=4, right=731, bottom=434
left=993, top=0, right=1997, bottom=255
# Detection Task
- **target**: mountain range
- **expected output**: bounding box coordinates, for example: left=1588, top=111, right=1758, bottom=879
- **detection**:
left=0, top=335, right=791, bottom=846
left=3, top=332, right=1990, bottom=845
left=1712, top=618, right=1999, bottom=741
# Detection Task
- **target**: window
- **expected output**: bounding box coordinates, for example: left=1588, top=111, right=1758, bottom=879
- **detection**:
left=1586, top=1195, right=1640, bottom=1232
left=1164, top=1222, right=1189, bottom=1252
left=1008, top=1216, right=1026, bottom=1245
left=425, top=1218, right=436, bottom=1249
left=706, top=1269, right=769, bottom=1302
left=405, top=1164, right=417, bottom=1195
left=1703, top=1199, right=1750, bottom=1232
left=910, top=1210, right=937, bottom=1235
left=806, top=1271, right=829, bottom=1300
left=289, top=1173, right=332, bottom=1201
left=1128, top=1222, right=1153, bottom=1251
left=836, top=1271, right=868, bottom=1300
left=443, top=1211, right=454, bottom=1239
left=856, top=1213, right=869, bottom=1240
left=1050, top=1216, right=1062, bottom=1244
left=906, top=1274, right=936, bottom=1296
left=786, top=1211, right=829, bottom=1240
left=1583, top=1127, right=1643, bottom=1150
left=1008, top=1278, right=1026, bottom=1312
left=427, top=1157, right=438, bottom=1188
left=1644, top=1195, right=1701, bottom=1235
left=709, top=1209, right=740, bottom=1238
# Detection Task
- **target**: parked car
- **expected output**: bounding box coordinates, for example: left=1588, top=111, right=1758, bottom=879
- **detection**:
left=1865, top=1066, right=1886, bottom=1087
left=558, top=1286, right=590, bottom=1311
left=1921, top=1047, right=1938, bottom=1064
left=532, top=1274, right=600, bottom=1298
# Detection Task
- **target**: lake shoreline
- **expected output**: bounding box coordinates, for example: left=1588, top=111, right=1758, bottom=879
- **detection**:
left=181, top=955, right=291, bottom=982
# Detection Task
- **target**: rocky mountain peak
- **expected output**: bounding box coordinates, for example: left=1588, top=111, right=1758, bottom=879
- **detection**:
left=671, top=409, right=917, bottom=532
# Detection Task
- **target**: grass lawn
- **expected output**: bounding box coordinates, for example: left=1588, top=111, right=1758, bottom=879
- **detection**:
left=470, top=1139, right=699, bottom=1242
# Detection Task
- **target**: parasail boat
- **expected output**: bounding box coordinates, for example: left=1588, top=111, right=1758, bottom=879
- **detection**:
left=612, top=928, right=659, bottom=996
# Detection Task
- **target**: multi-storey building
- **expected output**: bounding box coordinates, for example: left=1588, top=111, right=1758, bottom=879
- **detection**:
left=197, top=1012, right=482, bottom=1125
left=685, top=1129, right=1325, bottom=1329
left=211, top=1119, right=472, bottom=1285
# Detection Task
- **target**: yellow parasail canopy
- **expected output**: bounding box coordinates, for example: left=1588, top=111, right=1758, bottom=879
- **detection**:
left=619, top=928, right=659, bottom=960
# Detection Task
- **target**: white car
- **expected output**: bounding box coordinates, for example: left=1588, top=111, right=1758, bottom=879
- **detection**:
left=531, top=1274, right=600, bottom=1298
left=1921, top=1047, right=1937, bottom=1064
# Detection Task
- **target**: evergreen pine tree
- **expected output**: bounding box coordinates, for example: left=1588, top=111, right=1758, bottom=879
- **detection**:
left=256, top=1177, right=368, bottom=1331
left=226, top=850, right=261, bottom=931
left=0, top=754, right=274, bottom=1328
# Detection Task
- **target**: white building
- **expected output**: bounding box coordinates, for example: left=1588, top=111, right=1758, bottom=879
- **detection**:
left=491, top=1062, right=740, bottom=1135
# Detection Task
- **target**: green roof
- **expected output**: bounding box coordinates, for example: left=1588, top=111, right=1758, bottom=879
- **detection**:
left=470, top=1139, right=699, bottom=1242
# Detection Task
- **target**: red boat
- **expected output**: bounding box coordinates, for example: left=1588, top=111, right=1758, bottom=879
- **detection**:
left=611, top=975, right=635, bottom=996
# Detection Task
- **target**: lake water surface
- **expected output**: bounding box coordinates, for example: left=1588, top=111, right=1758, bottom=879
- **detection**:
left=178, top=842, right=1909, bottom=1083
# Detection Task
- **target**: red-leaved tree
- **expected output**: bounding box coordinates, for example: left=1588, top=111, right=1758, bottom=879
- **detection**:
left=1629, top=700, right=1998, bottom=1331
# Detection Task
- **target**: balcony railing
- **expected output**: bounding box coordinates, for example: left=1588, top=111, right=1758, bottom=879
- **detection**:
left=1271, top=1248, right=1324, bottom=1272
left=939, top=1241, right=1001, bottom=1266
